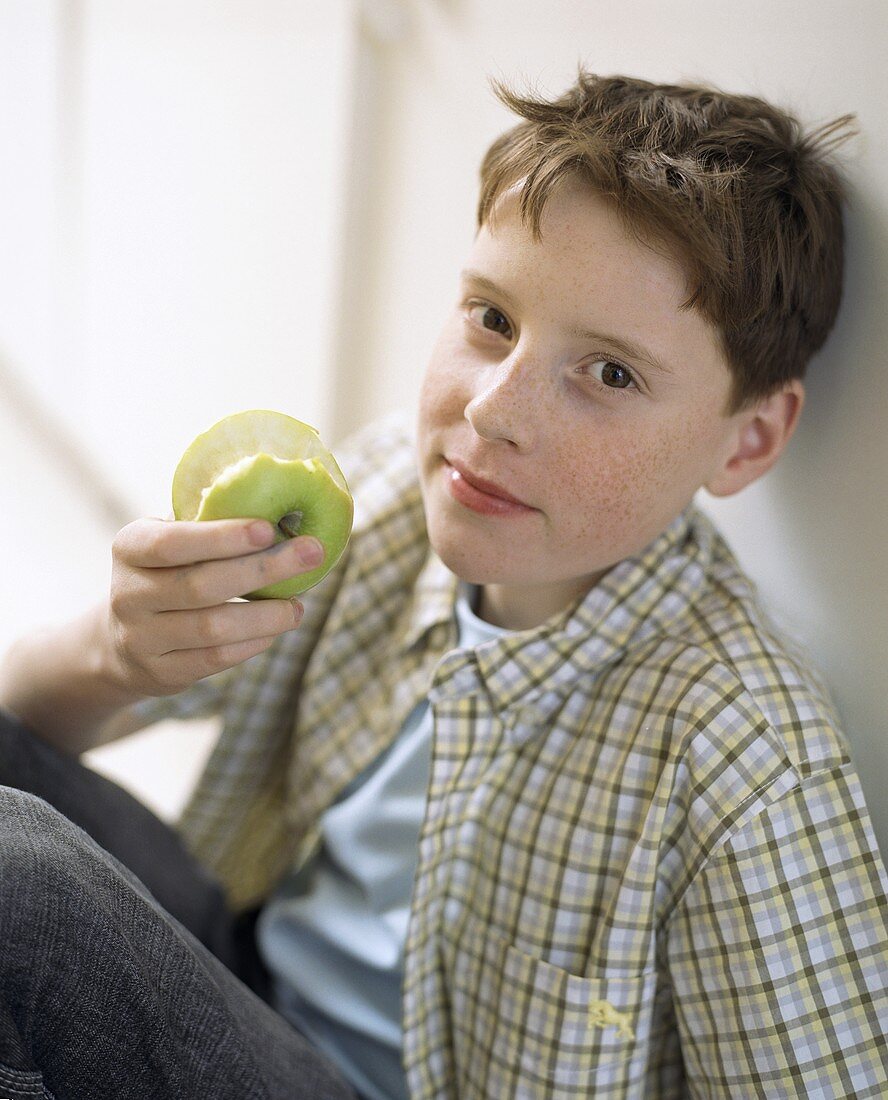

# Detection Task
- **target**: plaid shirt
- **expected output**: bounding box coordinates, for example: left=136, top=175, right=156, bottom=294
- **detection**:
left=133, top=415, right=888, bottom=1098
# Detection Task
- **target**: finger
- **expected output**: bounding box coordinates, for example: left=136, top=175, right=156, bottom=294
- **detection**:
left=155, top=634, right=283, bottom=685
left=166, top=536, right=324, bottom=609
left=114, top=516, right=277, bottom=569
left=153, top=598, right=303, bottom=655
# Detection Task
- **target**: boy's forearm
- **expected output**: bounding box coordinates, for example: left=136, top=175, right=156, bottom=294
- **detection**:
left=0, top=603, right=147, bottom=756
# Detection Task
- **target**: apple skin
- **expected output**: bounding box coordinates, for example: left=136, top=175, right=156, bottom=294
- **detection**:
left=172, top=411, right=354, bottom=599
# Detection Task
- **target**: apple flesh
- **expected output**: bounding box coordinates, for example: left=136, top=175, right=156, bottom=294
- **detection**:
left=172, top=410, right=354, bottom=599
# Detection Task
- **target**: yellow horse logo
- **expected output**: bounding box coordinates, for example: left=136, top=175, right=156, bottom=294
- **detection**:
left=589, top=999, right=635, bottom=1041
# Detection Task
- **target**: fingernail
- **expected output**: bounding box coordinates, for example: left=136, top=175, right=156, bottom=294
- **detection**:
left=297, top=537, right=324, bottom=567
left=290, top=598, right=304, bottom=625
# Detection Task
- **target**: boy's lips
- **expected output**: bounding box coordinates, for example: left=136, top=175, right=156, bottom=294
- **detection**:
left=443, top=458, right=536, bottom=516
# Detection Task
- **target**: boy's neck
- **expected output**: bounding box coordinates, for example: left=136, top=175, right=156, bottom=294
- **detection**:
left=475, top=573, right=606, bottom=631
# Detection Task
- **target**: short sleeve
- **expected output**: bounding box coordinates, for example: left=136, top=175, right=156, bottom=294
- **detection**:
left=666, top=763, right=888, bottom=1098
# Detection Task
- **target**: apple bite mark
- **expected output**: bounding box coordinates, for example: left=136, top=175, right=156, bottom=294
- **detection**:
left=172, top=410, right=354, bottom=599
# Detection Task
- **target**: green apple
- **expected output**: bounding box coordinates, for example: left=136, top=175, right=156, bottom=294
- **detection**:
left=172, top=409, right=354, bottom=598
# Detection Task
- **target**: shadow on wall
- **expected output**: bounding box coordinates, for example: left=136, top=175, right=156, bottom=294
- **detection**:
left=767, top=186, right=888, bottom=855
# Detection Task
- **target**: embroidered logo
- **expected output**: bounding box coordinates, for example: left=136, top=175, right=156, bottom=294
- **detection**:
left=589, top=999, right=635, bottom=1041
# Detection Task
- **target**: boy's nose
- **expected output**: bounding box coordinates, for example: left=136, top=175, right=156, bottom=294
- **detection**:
left=464, top=351, right=543, bottom=450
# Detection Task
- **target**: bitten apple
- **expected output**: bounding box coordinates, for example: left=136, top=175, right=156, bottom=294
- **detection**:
left=172, top=410, right=354, bottom=598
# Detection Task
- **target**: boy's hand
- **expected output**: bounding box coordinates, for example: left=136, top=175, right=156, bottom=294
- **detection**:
left=106, top=517, right=323, bottom=697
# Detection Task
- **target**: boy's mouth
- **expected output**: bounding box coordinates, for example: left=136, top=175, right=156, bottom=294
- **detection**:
left=443, top=458, right=536, bottom=516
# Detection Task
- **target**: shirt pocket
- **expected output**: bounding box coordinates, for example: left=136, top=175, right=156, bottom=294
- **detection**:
left=441, top=912, right=658, bottom=1099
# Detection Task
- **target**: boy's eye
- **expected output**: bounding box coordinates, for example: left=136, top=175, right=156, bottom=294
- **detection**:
left=469, top=304, right=513, bottom=339
left=591, top=358, right=636, bottom=390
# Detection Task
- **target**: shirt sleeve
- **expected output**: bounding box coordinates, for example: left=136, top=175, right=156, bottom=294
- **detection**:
left=665, top=762, right=888, bottom=1098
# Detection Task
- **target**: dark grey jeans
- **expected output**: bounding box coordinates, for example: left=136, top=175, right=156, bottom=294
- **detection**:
left=0, top=708, right=359, bottom=1100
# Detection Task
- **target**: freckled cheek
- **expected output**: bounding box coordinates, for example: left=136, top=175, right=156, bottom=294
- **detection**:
left=546, top=432, right=691, bottom=546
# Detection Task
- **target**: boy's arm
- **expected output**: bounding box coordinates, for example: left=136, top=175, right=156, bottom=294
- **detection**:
left=0, top=601, right=151, bottom=754
left=666, top=763, right=888, bottom=1098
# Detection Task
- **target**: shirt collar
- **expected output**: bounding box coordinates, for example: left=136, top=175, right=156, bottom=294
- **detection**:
left=403, top=505, right=712, bottom=715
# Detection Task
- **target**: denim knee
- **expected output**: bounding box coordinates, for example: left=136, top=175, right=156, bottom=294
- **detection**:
left=0, top=787, right=116, bottom=965
left=0, top=784, right=85, bottom=893
left=0, top=785, right=193, bottom=1095
left=0, top=784, right=165, bottom=983
left=0, top=782, right=135, bottom=898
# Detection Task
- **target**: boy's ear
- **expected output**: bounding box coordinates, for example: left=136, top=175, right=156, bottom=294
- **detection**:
left=705, top=380, right=805, bottom=498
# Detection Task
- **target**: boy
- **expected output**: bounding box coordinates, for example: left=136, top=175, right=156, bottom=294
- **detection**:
left=1, top=70, right=886, bottom=1099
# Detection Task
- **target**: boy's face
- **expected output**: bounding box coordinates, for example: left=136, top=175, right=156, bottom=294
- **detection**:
left=416, top=179, right=755, bottom=629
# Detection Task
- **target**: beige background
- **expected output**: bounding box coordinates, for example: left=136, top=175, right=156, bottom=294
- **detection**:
left=2, top=1, right=886, bottom=853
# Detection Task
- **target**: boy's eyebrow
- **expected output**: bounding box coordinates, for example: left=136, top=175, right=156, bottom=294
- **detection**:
left=460, top=269, right=675, bottom=377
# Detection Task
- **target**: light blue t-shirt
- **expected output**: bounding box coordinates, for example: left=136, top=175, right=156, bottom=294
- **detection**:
left=256, top=583, right=507, bottom=1100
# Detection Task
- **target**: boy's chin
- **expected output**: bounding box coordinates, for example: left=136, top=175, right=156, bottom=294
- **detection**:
left=430, top=539, right=503, bottom=587
left=426, top=529, right=516, bottom=586
left=428, top=534, right=567, bottom=591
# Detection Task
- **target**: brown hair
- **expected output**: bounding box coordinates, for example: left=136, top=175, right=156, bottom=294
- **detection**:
left=478, top=70, right=857, bottom=411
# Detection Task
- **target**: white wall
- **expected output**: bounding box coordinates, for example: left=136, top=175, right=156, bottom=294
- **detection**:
left=2, top=1, right=887, bottom=847
left=2, top=0, right=361, bottom=523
